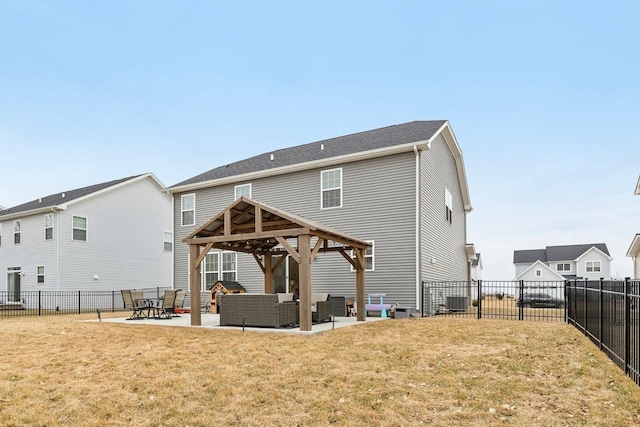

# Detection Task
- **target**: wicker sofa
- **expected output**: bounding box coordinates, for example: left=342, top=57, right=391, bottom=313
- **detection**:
left=219, top=293, right=298, bottom=328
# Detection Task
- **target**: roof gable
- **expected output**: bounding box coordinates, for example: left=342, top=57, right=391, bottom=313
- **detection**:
left=514, top=260, right=565, bottom=281
left=628, top=234, right=640, bottom=257
left=184, top=197, right=370, bottom=253
left=635, top=175, right=640, bottom=195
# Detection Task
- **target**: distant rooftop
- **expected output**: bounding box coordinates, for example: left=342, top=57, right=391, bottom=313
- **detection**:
left=514, top=243, right=610, bottom=264
left=0, top=175, right=144, bottom=218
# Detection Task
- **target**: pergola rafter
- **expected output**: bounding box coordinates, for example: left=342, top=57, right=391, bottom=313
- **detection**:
left=182, top=197, right=370, bottom=331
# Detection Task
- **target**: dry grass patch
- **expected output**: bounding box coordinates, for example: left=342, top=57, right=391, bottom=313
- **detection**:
left=0, top=314, right=639, bottom=426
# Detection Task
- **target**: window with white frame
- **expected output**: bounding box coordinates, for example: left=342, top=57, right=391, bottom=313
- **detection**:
left=556, top=263, right=571, bottom=272
left=203, top=252, right=219, bottom=289
left=201, top=251, right=236, bottom=290
left=181, top=194, right=195, bottom=226
left=351, top=242, right=375, bottom=271
left=13, top=220, right=20, bottom=244
left=445, top=188, right=453, bottom=224
left=234, top=184, right=251, bottom=200
left=535, top=269, right=541, bottom=277
left=163, top=231, right=173, bottom=252
left=586, top=261, right=601, bottom=273
left=321, top=168, right=342, bottom=209
left=44, top=214, right=54, bottom=240
left=72, top=216, right=87, bottom=241
left=222, top=252, right=237, bottom=280
left=37, top=266, right=45, bottom=284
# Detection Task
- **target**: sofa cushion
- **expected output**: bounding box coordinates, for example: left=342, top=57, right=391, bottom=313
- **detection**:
left=277, top=293, right=294, bottom=303
left=311, top=293, right=329, bottom=305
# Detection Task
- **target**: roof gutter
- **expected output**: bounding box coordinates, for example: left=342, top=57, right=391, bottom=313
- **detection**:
left=166, top=141, right=431, bottom=194
left=0, top=205, right=66, bottom=221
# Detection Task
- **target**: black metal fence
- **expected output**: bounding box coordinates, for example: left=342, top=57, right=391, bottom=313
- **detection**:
left=566, top=278, right=640, bottom=386
left=421, top=280, right=566, bottom=322
left=0, top=288, right=170, bottom=318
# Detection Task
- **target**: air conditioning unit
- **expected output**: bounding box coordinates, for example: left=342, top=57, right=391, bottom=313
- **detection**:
left=446, top=296, right=469, bottom=312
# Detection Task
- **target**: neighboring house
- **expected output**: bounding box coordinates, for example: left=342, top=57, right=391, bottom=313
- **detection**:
left=167, top=120, right=474, bottom=309
left=626, top=176, right=640, bottom=279
left=513, top=243, right=613, bottom=281
left=0, top=174, right=173, bottom=303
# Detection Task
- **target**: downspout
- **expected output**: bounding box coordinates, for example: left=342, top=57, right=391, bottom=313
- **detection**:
left=52, top=207, right=61, bottom=291
left=414, top=145, right=421, bottom=310
left=167, top=190, right=175, bottom=290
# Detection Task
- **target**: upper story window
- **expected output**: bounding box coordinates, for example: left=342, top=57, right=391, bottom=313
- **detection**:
left=0, top=223, right=3, bottom=246
left=234, top=184, right=251, bottom=200
left=181, top=194, right=195, bottom=226
left=72, top=216, right=87, bottom=241
left=163, top=231, right=173, bottom=252
left=37, top=266, right=45, bottom=284
left=44, top=214, right=54, bottom=240
left=556, top=263, right=571, bottom=272
left=321, top=168, right=342, bottom=209
left=351, top=241, right=375, bottom=271
left=445, top=188, right=453, bottom=224
left=13, top=220, right=21, bottom=244
left=535, top=269, right=541, bottom=277
left=586, top=261, right=601, bottom=273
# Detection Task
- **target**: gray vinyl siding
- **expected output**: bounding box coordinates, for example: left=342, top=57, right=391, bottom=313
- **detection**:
left=420, top=134, right=468, bottom=282
left=174, top=152, right=419, bottom=306
left=0, top=177, right=173, bottom=293
left=635, top=258, right=640, bottom=280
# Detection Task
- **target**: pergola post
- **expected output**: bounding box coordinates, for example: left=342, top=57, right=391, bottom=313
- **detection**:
left=264, top=252, right=273, bottom=293
left=298, top=233, right=312, bottom=331
left=355, top=247, right=366, bottom=321
left=189, top=244, right=202, bottom=326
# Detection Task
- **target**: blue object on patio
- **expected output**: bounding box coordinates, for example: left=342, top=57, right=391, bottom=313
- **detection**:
left=365, top=293, right=392, bottom=318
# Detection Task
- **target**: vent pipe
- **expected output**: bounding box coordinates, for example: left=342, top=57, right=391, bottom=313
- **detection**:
left=270, top=154, right=274, bottom=161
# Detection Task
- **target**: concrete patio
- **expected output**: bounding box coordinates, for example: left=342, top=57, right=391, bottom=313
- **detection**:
left=99, top=312, right=387, bottom=334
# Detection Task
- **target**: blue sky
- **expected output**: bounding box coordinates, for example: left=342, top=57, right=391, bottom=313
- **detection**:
left=1, top=1, right=638, bottom=279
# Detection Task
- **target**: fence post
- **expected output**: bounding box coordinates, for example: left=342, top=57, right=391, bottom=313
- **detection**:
left=625, top=277, right=631, bottom=377
left=38, top=290, right=42, bottom=316
left=599, top=278, right=603, bottom=351
left=583, top=279, right=589, bottom=336
left=518, top=280, right=524, bottom=321
left=477, top=280, right=482, bottom=319
left=564, top=280, right=568, bottom=323
left=78, top=290, right=81, bottom=314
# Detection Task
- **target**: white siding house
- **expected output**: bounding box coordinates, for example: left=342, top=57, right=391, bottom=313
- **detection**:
left=514, top=243, right=613, bottom=281
left=0, top=174, right=173, bottom=301
left=167, top=121, right=474, bottom=309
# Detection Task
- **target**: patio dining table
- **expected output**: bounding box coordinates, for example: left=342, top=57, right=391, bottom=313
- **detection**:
left=134, top=298, right=163, bottom=319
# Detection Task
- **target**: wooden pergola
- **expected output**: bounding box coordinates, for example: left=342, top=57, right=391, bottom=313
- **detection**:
left=182, top=197, right=370, bottom=331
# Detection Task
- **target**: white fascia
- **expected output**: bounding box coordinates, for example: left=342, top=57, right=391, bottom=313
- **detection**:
left=627, top=234, right=640, bottom=258
left=167, top=141, right=431, bottom=194
left=430, top=121, right=472, bottom=213
left=575, top=246, right=614, bottom=262
left=514, top=260, right=565, bottom=281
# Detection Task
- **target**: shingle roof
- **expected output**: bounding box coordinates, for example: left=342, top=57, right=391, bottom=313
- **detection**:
left=169, top=120, right=447, bottom=188
left=514, top=243, right=610, bottom=264
left=0, top=175, right=144, bottom=218
left=513, top=249, right=548, bottom=264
